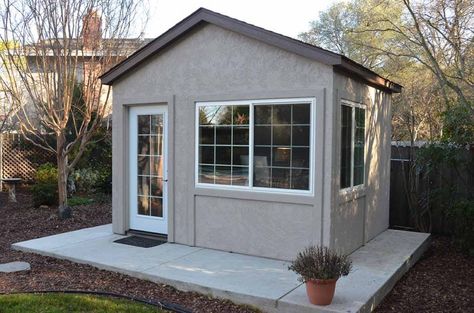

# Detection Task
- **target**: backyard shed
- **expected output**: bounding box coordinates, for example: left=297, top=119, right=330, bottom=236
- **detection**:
left=101, top=8, right=401, bottom=261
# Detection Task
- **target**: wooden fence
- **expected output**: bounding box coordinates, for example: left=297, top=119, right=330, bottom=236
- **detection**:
left=389, top=143, right=474, bottom=234
left=0, top=133, right=55, bottom=188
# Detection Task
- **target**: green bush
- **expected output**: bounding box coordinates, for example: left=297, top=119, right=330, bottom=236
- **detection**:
left=32, top=163, right=58, bottom=207
left=35, top=163, right=58, bottom=184
left=72, top=125, right=112, bottom=194
left=448, top=200, right=474, bottom=256
left=71, top=168, right=101, bottom=193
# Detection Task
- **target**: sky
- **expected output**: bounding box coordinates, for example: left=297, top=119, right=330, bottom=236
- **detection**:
left=144, top=0, right=342, bottom=39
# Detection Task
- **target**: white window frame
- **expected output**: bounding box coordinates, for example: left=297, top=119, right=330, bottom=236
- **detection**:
left=195, top=97, right=316, bottom=196
left=340, top=99, right=366, bottom=192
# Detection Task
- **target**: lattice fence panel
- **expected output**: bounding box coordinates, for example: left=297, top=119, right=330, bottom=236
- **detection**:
left=1, top=133, right=56, bottom=182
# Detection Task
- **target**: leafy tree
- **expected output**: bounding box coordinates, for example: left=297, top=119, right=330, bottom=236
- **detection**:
left=0, top=0, right=148, bottom=217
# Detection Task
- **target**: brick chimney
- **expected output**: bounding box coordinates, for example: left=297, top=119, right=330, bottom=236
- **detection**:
left=82, top=10, right=102, bottom=50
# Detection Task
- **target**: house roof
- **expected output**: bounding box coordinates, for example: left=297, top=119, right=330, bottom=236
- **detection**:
left=22, top=38, right=153, bottom=57
left=100, top=8, right=402, bottom=93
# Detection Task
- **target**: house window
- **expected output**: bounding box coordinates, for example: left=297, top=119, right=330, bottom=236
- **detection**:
left=198, top=105, right=250, bottom=186
left=340, top=100, right=366, bottom=189
left=196, top=98, right=314, bottom=194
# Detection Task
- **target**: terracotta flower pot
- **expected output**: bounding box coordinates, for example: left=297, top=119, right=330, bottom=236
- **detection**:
left=305, top=278, right=338, bottom=305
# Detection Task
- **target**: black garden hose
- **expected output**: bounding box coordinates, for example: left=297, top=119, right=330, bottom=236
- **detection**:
left=0, top=289, right=192, bottom=313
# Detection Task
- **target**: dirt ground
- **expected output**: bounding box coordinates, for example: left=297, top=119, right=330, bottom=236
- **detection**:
left=375, top=236, right=474, bottom=313
left=0, top=191, right=258, bottom=313
left=1, top=191, right=473, bottom=312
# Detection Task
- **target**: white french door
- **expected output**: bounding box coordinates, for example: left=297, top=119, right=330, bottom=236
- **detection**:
left=129, top=106, right=168, bottom=234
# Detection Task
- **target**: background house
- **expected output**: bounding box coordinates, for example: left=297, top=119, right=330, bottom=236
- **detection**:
left=0, top=11, right=151, bottom=183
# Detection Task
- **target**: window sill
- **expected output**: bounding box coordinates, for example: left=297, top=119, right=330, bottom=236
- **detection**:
left=194, top=186, right=315, bottom=205
left=338, top=185, right=366, bottom=203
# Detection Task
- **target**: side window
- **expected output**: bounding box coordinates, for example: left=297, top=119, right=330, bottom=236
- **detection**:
left=340, top=102, right=365, bottom=189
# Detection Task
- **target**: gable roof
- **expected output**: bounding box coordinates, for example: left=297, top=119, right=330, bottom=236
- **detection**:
left=100, top=8, right=402, bottom=93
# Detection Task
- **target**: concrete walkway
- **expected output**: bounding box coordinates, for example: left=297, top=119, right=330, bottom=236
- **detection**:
left=12, top=225, right=430, bottom=313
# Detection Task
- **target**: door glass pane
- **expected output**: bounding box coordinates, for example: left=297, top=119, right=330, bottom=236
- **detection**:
left=151, top=115, right=163, bottom=134
left=150, top=136, right=163, bottom=156
left=150, top=197, right=163, bottom=217
left=137, top=113, right=164, bottom=217
left=138, top=176, right=150, bottom=196
left=151, top=177, right=163, bottom=197
left=138, top=136, right=150, bottom=155
left=138, top=196, right=149, bottom=215
left=138, top=156, right=149, bottom=174
left=138, top=115, right=150, bottom=134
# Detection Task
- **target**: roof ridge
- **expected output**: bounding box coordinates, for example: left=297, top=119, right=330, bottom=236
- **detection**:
left=100, top=7, right=401, bottom=92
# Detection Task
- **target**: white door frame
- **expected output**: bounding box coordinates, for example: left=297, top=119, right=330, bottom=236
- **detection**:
left=129, top=105, right=168, bottom=234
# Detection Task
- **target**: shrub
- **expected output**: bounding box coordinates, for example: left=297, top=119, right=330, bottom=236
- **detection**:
left=448, top=200, right=474, bottom=256
left=32, top=163, right=58, bottom=207
left=68, top=196, right=94, bottom=207
left=35, top=163, right=58, bottom=184
left=70, top=168, right=101, bottom=193
left=289, top=246, right=352, bottom=282
left=72, top=125, right=112, bottom=193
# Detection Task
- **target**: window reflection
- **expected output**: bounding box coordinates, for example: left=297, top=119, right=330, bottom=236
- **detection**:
left=197, top=102, right=311, bottom=191
left=253, top=103, right=311, bottom=190
left=198, top=105, right=250, bottom=185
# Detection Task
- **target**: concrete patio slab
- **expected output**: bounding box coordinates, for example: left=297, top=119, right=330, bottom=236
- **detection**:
left=277, top=230, right=431, bottom=313
left=142, top=248, right=300, bottom=312
left=12, top=225, right=430, bottom=313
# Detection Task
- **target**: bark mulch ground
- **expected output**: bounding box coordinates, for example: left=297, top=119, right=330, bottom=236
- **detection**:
left=1, top=191, right=473, bottom=312
left=375, top=235, right=474, bottom=313
left=0, top=191, right=259, bottom=313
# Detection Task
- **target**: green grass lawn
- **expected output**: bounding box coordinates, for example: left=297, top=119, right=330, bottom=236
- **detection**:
left=0, top=293, right=164, bottom=313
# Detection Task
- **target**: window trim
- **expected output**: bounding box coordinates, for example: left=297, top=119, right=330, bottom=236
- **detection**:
left=195, top=97, right=316, bottom=196
left=340, top=99, right=366, bottom=192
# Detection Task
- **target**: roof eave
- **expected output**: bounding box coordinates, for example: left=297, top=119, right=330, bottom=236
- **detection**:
left=337, top=57, right=402, bottom=93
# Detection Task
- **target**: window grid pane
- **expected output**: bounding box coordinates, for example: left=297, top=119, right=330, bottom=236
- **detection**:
left=253, top=103, right=311, bottom=191
left=198, top=105, right=250, bottom=185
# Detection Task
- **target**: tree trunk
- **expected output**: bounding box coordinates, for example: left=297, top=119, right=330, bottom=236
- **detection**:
left=56, top=134, right=71, bottom=219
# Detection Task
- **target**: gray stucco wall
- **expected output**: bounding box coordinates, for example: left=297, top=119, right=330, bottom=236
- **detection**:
left=330, top=72, right=392, bottom=254
left=111, top=24, right=335, bottom=260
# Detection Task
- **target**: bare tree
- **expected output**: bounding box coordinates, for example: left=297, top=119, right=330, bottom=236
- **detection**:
left=0, top=0, right=148, bottom=217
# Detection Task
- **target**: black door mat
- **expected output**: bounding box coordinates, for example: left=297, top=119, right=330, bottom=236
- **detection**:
left=114, top=236, right=166, bottom=248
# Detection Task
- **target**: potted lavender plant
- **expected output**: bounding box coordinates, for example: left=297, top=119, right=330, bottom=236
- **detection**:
left=289, top=246, right=352, bottom=305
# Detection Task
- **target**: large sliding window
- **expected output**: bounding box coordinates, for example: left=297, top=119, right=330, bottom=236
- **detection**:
left=196, top=98, right=314, bottom=194
left=340, top=100, right=366, bottom=190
